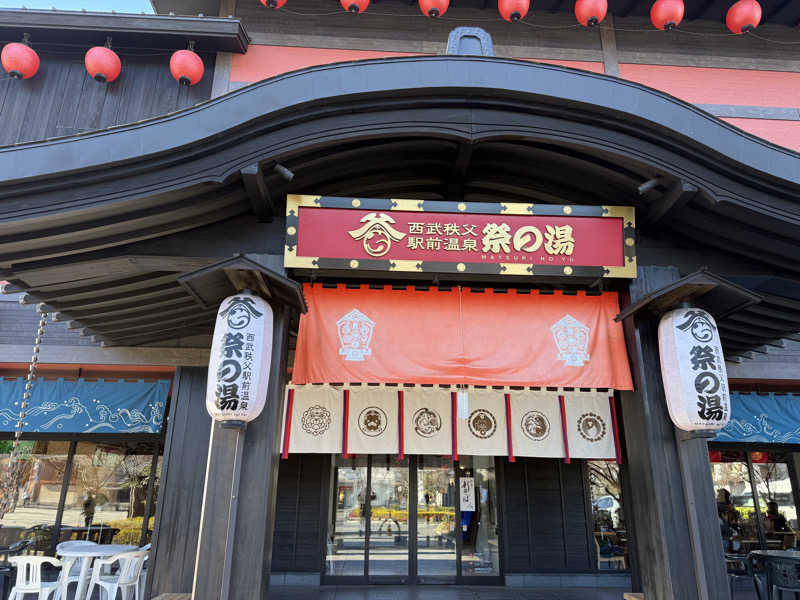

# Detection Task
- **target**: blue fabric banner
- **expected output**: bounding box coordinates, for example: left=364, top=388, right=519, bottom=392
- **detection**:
left=0, top=378, right=170, bottom=434
left=714, top=392, right=800, bottom=444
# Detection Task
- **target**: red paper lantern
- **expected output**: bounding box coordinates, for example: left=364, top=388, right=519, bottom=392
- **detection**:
left=85, top=45, right=121, bottom=83
left=726, top=0, right=761, bottom=33
left=709, top=450, right=722, bottom=463
left=170, top=49, right=204, bottom=86
left=341, top=0, right=369, bottom=13
left=260, top=0, right=287, bottom=8
left=1, top=41, right=40, bottom=80
left=751, top=452, right=769, bottom=464
left=650, top=0, right=684, bottom=29
left=419, top=0, right=449, bottom=17
left=498, top=0, right=530, bottom=21
left=574, top=0, right=607, bottom=26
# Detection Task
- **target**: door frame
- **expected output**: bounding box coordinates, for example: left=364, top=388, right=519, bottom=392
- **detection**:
left=321, top=455, right=504, bottom=585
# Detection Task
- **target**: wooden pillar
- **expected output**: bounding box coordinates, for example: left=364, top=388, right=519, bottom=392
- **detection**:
left=620, top=265, right=729, bottom=600
left=148, top=367, right=213, bottom=598
left=192, top=302, right=291, bottom=600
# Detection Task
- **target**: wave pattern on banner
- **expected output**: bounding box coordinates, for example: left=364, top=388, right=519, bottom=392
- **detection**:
left=0, top=378, right=170, bottom=434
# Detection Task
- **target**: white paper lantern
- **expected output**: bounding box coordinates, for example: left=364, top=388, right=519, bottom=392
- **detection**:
left=205, top=293, right=274, bottom=423
left=658, top=307, right=730, bottom=431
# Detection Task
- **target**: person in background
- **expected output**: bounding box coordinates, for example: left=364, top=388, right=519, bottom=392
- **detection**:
left=765, top=501, right=789, bottom=533
left=716, top=488, right=739, bottom=528
left=82, top=492, right=95, bottom=527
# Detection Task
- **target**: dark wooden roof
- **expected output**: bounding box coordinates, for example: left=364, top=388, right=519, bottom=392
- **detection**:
left=0, top=9, right=249, bottom=53
left=152, top=0, right=800, bottom=28
left=0, top=56, right=797, bottom=350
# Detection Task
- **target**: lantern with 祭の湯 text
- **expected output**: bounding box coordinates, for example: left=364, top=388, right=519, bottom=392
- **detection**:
left=658, top=307, right=731, bottom=431
left=205, top=293, right=273, bottom=424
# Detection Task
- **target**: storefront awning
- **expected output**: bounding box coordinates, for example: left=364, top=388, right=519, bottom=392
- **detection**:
left=714, top=392, right=800, bottom=444
left=292, top=284, right=633, bottom=389
left=0, top=378, right=171, bottom=434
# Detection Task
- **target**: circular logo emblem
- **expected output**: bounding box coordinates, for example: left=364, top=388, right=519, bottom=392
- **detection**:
left=577, top=412, right=607, bottom=442
left=359, top=406, right=387, bottom=437
left=413, top=408, right=442, bottom=438
left=521, top=410, right=550, bottom=441
left=301, top=405, right=331, bottom=437
left=468, top=409, right=497, bottom=439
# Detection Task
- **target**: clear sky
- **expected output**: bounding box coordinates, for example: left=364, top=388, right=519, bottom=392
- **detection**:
left=0, top=0, right=153, bottom=12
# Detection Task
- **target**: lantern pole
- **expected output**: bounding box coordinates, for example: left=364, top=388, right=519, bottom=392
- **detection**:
left=218, top=288, right=255, bottom=600
left=220, top=420, right=246, bottom=600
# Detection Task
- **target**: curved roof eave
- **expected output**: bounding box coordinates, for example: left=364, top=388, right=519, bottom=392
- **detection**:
left=0, top=56, right=798, bottom=192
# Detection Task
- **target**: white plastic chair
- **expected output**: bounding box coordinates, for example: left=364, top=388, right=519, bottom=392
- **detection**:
left=7, top=556, right=61, bottom=600
left=85, top=550, right=147, bottom=600
left=54, top=540, right=97, bottom=600
left=137, top=545, right=151, bottom=593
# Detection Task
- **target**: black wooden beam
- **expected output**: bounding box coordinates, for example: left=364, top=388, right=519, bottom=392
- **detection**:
left=747, top=304, right=800, bottom=325
left=644, top=181, right=698, bottom=226
left=446, top=142, right=474, bottom=203
left=687, top=0, right=714, bottom=20
left=0, top=9, right=249, bottom=53
left=240, top=164, right=275, bottom=223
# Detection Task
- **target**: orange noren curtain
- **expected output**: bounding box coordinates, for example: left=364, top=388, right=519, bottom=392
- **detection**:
left=292, top=284, right=633, bottom=390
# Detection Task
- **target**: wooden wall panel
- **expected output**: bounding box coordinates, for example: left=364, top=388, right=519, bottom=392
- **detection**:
left=0, top=51, right=215, bottom=146
left=502, top=460, right=533, bottom=572
left=271, top=453, right=330, bottom=572
left=230, top=45, right=424, bottom=83
left=721, top=118, right=800, bottom=153
left=619, top=63, right=800, bottom=107
left=503, top=457, right=593, bottom=573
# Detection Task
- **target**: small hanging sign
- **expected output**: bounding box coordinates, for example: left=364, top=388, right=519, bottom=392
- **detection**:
left=205, top=293, right=274, bottom=425
left=658, top=307, right=730, bottom=431
left=460, top=476, right=476, bottom=512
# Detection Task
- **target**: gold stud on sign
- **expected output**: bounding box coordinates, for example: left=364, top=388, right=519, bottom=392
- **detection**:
left=0, top=306, right=47, bottom=519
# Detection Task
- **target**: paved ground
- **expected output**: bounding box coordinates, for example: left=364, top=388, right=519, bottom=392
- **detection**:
left=268, top=587, right=630, bottom=600
left=266, top=582, right=762, bottom=600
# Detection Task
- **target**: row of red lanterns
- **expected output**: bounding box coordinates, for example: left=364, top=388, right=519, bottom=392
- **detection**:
left=1, top=35, right=206, bottom=84
left=263, top=0, right=762, bottom=33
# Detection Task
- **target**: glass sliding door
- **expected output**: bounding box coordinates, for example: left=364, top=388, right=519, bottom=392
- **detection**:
left=323, top=455, right=502, bottom=584
left=416, top=456, right=457, bottom=581
left=368, top=456, right=410, bottom=580
left=458, top=456, right=500, bottom=577
left=325, top=456, right=368, bottom=577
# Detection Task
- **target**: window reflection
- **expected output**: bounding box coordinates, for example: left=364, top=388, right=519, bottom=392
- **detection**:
left=750, top=452, right=797, bottom=550
left=711, top=450, right=762, bottom=553
left=416, top=456, right=456, bottom=577
left=459, top=456, right=499, bottom=576
left=0, top=440, right=70, bottom=553
left=61, top=442, right=157, bottom=546
left=588, top=461, right=627, bottom=570
left=326, top=456, right=368, bottom=576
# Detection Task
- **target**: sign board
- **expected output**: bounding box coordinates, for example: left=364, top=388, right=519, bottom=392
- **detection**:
left=285, top=195, right=636, bottom=278
left=206, top=293, right=273, bottom=423
left=460, top=476, right=476, bottom=512
left=658, top=307, right=730, bottom=431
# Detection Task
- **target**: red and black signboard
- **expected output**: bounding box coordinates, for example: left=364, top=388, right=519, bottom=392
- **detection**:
left=284, top=195, right=636, bottom=278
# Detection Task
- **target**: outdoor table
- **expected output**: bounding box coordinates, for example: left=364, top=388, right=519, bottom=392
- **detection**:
left=750, top=549, right=800, bottom=599
left=57, top=543, right=138, bottom=600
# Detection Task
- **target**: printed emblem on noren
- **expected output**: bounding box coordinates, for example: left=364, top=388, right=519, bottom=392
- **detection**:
left=336, top=308, right=375, bottom=361
left=577, top=412, right=607, bottom=442
left=521, top=410, right=550, bottom=441
left=468, top=409, right=497, bottom=439
left=413, top=407, right=442, bottom=438
left=301, top=405, right=332, bottom=436
left=359, top=406, right=387, bottom=437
